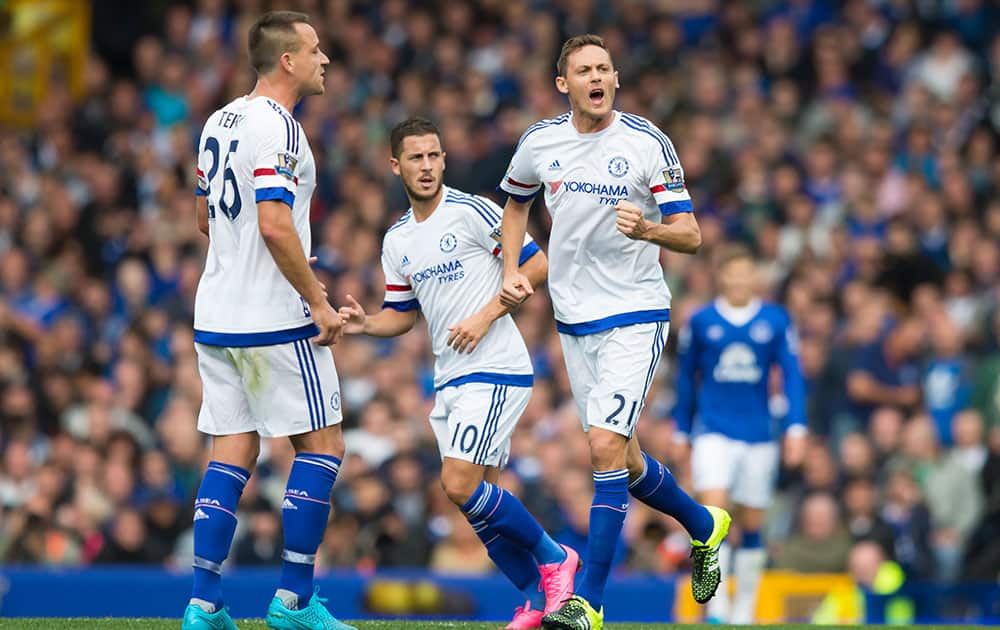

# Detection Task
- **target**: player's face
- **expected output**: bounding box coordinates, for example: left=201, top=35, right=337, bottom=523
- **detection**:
left=718, top=257, right=757, bottom=306
left=556, top=45, right=619, bottom=121
left=288, top=23, right=329, bottom=97
left=391, top=134, right=446, bottom=202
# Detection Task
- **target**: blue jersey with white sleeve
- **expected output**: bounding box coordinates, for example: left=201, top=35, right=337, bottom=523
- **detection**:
left=672, top=299, right=806, bottom=443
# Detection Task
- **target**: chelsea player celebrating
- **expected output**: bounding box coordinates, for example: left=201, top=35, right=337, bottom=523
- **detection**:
left=498, top=34, right=731, bottom=630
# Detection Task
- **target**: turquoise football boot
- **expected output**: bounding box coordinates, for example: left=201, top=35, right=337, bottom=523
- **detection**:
left=265, top=588, right=357, bottom=630
left=181, top=603, right=239, bottom=630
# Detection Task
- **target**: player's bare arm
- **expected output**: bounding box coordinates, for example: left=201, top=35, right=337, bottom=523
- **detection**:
left=258, top=199, right=343, bottom=345
left=448, top=248, right=548, bottom=354
left=499, top=197, right=535, bottom=308
left=614, top=200, right=702, bottom=253
left=338, top=293, right=417, bottom=337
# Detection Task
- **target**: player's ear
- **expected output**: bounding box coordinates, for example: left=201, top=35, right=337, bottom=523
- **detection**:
left=280, top=51, right=294, bottom=74
left=555, top=75, right=569, bottom=95
left=614, top=71, right=620, bottom=89
left=389, top=157, right=401, bottom=177
left=441, top=151, right=446, bottom=172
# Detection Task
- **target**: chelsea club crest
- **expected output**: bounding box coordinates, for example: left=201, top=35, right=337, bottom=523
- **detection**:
left=608, top=156, right=629, bottom=178
left=440, top=232, right=458, bottom=252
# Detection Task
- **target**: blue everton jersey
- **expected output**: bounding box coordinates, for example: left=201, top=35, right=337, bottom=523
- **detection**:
left=672, top=299, right=806, bottom=443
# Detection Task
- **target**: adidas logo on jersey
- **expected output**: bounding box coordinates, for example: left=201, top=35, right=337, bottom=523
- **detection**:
left=282, top=498, right=298, bottom=510
left=548, top=159, right=561, bottom=170
left=401, top=255, right=410, bottom=267
left=194, top=509, right=209, bottom=521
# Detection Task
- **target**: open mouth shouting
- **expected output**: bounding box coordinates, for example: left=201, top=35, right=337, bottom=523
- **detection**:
left=589, top=87, right=605, bottom=106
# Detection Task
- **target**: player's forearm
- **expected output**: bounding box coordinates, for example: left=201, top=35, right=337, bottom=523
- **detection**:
left=500, top=199, right=531, bottom=276
left=259, top=214, right=325, bottom=307
left=483, top=249, right=548, bottom=320
left=362, top=309, right=417, bottom=337
left=641, top=218, right=702, bottom=253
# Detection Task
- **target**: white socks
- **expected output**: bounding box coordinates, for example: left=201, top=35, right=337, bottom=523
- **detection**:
left=189, top=598, right=216, bottom=614
left=275, top=588, right=299, bottom=610
left=731, top=548, right=767, bottom=624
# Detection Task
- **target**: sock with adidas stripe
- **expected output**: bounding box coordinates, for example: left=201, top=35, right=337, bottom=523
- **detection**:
left=461, top=480, right=566, bottom=565
left=467, top=516, right=545, bottom=610
left=191, top=461, right=251, bottom=610
left=629, top=451, right=713, bottom=542
left=279, top=453, right=341, bottom=606
left=577, top=469, right=629, bottom=610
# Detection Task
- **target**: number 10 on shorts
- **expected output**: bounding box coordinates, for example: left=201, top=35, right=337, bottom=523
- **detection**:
left=450, top=422, right=480, bottom=454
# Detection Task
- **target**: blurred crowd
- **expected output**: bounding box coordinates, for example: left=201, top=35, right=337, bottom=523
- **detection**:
left=1, top=0, right=999, bottom=590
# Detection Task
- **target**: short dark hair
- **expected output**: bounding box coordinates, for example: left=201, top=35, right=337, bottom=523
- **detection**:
left=248, top=11, right=310, bottom=75
left=557, top=34, right=612, bottom=77
left=718, top=243, right=754, bottom=268
left=389, top=117, right=441, bottom=158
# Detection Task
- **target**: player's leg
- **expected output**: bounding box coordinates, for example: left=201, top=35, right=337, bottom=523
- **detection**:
left=626, top=437, right=715, bottom=543
left=729, top=440, right=779, bottom=624
left=436, top=383, right=577, bottom=626
left=689, top=432, right=742, bottom=620
left=540, top=332, right=620, bottom=629
left=185, top=344, right=258, bottom=630
left=688, top=434, right=739, bottom=621
left=249, top=341, right=353, bottom=630
left=604, top=322, right=729, bottom=606
left=429, top=390, right=544, bottom=619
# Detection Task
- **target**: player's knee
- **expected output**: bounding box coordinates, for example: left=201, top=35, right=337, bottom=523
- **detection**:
left=588, top=430, right=627, bottom=470
left=625, top=443, right=646, bottom=477
left=291, top=425, right=345, bottom=459
left=440, top=472, right=478, bottom=507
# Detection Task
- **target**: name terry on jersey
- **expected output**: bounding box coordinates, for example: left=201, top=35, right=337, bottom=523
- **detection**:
left=217, top=110, right=245, bottom=128
left=410, top=259, right=465, bottom=285
left=550, top=180, right=629, bottom=205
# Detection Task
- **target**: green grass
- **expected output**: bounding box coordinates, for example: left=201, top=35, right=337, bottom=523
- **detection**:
left=0, top=622, right=991, bottom=630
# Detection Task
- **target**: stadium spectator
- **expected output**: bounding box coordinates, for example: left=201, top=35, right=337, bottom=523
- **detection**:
left=772, top=492, right=852, bottom=573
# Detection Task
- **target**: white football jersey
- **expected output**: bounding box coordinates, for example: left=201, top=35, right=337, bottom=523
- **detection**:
left=193, top=96, right=317, bottom=346
left=381, top=186, right=539, bottom=389
left=500, top=111, right=692, bottom=335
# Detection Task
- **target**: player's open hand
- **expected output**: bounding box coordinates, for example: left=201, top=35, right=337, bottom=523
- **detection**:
left=447, top=311, right=492, bottom=354
left=614, top=200, right=649, bottom=240
left=500, top=271, right=533, bottom=309
left=337, top=294, right=367, bottom=335
left=311, top=301, right=344, bottom=346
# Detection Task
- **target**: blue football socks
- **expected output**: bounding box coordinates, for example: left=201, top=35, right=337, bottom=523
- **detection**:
left=629, top=451, right=713, bottom=542
left=191, top=461, right=251, bottom=609
left=279, top=454, right=341, bottom=605
left=576, top=469, right=629, bottom=609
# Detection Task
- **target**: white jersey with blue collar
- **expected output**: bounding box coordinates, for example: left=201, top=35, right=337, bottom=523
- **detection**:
left=380, top=186, right=540, bottom=389
left=499, top=110, right=692, bottom=335
left=193, top=96, right=317, bottom=346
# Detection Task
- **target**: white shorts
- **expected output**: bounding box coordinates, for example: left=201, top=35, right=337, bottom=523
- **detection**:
left=195, top=339, right=342, bottom=438
left=428, top=382, right=531, bottom=468
left=692, top=432, right=779, bottom=508
left=559, top=321, right=668, bottom=438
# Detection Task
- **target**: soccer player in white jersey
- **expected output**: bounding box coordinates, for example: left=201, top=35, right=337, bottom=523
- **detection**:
left=498, top=35, right=731, bottom=630
left=184, top=12, right=354, bottom=630
left=338, top=117, right=578, bottom=630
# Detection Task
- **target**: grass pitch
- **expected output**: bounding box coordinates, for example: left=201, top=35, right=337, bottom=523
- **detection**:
left=0, top=622, right=990, bottom=630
